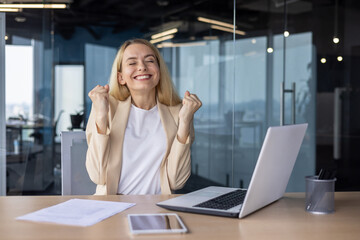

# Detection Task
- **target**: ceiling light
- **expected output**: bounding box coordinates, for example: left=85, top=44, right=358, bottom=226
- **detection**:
left=203, top=36, right=218, bottom=40
left=0, top=8, right=20, bottom=12
left=210, top=25, right=245, bottom=36
left=273, top=0, right=300, bottom=8
left=198, top=17, right=234, bottom=29
left=267, top=32, right=274, bottom=54
left=320, top=58, right=326, bottom=64
left=15, top=16, right=26, bottom=22
left=337, top=56, right=343, bottom=62
left=150, top=34, right=174, bottom=44
left=284, top=31, right=290, bottom=37
left=5, top=35, right=8, bottom=40
left=156, top=0, right=169, bottom=7
left=0, top=4, right=67, bottom=9
left=157, top=41, right=207, bottom=48
left=151, top=28, right=178, bottom=40
left=333, top=37, right=339, bottom=44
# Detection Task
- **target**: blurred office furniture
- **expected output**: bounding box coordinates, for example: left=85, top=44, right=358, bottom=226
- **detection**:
left=6, top=123, right=46, bottom=195
left=61, top=131, right=95, bottom=195
left=192, top=114, right=263, bottom=188
left=224, top=110, right=263, bottom=147
left=6, top=118, right=52, bottom=194
left=6, top=139, right=31, bottom=195
left=29, top=110, right=64, bottom=144
left=6, top=118, right=44, bottom=148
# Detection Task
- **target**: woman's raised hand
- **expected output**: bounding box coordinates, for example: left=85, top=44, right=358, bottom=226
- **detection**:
left=177, top=91, right=202, bottom=143
left=179, top=91, right=202, bottom=124
left=88, top=84, right=110, bottom=134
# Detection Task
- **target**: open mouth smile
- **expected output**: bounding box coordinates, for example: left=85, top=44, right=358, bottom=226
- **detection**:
left=134, top=74, right=152, bottom=80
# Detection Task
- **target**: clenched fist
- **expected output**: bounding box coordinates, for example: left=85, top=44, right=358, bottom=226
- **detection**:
left=177, top=91, right=202, bottom=143
left=88, top=84, right=110, bottom=134
left=179, top=91, right=202, bottom=124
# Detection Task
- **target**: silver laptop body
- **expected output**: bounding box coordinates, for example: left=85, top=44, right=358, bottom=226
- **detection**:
left=157, top=123, right=308, bottom=218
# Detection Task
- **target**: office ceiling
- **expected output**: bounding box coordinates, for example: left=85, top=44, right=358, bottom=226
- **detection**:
left=5, top=0, right=356, bottom=45
left=4, top=0, right=322, bottom=41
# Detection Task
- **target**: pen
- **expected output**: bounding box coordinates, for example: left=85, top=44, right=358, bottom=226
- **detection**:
left=306, top=168, right=336, bottom=212
left=318, top=169, right=324, bottom=180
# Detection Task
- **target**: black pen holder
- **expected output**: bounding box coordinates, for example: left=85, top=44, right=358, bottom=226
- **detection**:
left=305, top=176, right=336, bottom=214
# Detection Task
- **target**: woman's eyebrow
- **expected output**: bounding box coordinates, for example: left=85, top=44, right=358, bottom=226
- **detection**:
left=125, top=57, right=137, bottom=62
left=144, top=54, right=156, bottom=58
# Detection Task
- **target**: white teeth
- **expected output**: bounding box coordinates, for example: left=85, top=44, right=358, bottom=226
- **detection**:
left=136, top=75, right=150, bottom=80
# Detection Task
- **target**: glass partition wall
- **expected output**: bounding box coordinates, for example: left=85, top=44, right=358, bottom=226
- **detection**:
left=1, top=0, right=360, bottom=195
left=163, top=0, right=316, bottom=191
left=4, top=10, right=55, bottom=195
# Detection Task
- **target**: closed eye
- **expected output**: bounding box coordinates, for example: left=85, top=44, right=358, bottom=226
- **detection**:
left=145, top=56, right=156, bottom=63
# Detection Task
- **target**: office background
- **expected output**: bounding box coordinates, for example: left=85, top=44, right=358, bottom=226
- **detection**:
left=0, top=0, right=359, bottom=196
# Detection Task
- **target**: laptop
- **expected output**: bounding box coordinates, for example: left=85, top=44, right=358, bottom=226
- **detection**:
left=157, top=123, right=308, bottom=218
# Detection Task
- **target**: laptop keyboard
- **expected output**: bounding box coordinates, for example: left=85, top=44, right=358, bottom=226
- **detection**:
left=193, top=189, right=247, bottom=210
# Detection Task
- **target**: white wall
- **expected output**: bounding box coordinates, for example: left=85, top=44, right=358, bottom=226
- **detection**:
left=55, top=65, right=84, bottom=141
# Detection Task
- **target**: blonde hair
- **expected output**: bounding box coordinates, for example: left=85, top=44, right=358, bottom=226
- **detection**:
left=108, top=39, right=181, bottom=106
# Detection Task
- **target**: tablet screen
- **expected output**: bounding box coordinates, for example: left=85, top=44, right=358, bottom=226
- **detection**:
left=128, top=213, right=187, bottom=234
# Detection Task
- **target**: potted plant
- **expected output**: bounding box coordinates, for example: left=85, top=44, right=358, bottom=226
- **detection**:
left=70, top=109, right=84, bottom=129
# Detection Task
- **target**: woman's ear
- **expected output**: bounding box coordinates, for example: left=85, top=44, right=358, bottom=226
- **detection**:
left=117, top=72, right=126, bottom=85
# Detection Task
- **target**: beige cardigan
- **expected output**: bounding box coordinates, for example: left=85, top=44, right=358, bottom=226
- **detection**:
left=85, top=95, right=194, bottom=195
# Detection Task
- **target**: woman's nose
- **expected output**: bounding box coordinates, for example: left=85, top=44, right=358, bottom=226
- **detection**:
left=138, top=61, right=147, bottom=71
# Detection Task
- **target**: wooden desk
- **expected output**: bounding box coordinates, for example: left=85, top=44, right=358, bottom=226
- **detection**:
left=1, top=193, right=359, bottom=240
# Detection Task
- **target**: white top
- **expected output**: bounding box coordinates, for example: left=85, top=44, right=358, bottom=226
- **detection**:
left=117, top=104, right=167, bottom=195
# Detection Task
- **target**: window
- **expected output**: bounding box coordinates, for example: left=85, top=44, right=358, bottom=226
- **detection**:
left=6, top=45, right=34, bottom=122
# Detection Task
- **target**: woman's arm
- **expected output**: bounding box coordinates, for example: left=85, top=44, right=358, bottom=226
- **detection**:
left=167, top=91, right=201, bottom=190
left=177, top=91, right=202, bottom=143
left=85, top=107, right=111, bottom=185
left=85, top=85, right=111, bottom=185
left=166, top=121, right=195, bottom=190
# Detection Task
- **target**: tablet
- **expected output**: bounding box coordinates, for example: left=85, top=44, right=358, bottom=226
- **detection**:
left=127, top=213, right=188, bottom=234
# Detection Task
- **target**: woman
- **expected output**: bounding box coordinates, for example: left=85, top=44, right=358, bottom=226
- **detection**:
left=86, top=39, right=202, bottom=195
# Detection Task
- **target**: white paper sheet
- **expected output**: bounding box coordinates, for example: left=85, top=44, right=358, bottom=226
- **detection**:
left=16, top=199, right=135, bottom=227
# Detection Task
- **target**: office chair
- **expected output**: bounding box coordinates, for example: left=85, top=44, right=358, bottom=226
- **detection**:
left=60, top=131, right=96, bottom=195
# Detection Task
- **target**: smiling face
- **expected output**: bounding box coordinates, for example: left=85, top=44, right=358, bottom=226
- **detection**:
left=118, top=43, right=160, bottom=97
